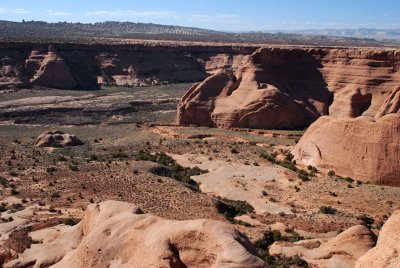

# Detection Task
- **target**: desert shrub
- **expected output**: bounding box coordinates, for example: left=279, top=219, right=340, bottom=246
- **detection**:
left=0, top=203, right=7, bottom=212
left=0, top=177, right=9, bottom=187
left=298, top=173, right=310, bottom=182
left=9, top=171, right=18, bottom=177
left=138, top=150, right=207, bottom=191
left=134, top=150, right=157, bottom=162
left=285, top=153, right=294, bottom=162
left=112, top=152, right=128, bottom=158
left=51, top=192, right=60, bottom=198
left=255, top=230, right=308, bottom=267
left=11, top=188, right=19, bottom=195
left=48, top=206, right=57, bottom=213
left=345, top=177, right=354, bottom=183
left=328, top=170, right=335, bottom=177
left=60, top=217, right=80, bottom=226
left=329, top=192, right=337, bottom=197
left=57, top=156, right=67, bottom=162
left=307, top=165, right=318, bottom=173
left=150, top=165, right=205, bottom=192
left=357, top=214, right=374, bottom=227
left=69, top=165, right=79, bottom=171
left=214, top=197, right=254, bottom=222
left=260, top=152, right=278, bottom=164
left=279, top=161, right=298, bottom=172
left=230, top=148, right=239, bottom=154
left=319, top=206, right=337, bottom=214
left=46, top=167, right=57, bottom=173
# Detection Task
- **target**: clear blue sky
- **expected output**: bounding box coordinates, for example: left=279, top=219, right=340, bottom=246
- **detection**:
left=0, top=0, right=399, bottom=31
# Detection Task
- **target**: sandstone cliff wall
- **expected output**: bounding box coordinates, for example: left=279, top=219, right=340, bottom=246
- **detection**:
left=178, top=47, right=400, bottom=129
left=0, top=42, right=256, bottom=90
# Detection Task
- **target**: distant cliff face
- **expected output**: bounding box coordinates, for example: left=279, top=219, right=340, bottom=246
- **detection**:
left=178, top=47, right=400, bottom=129
left=0, top=42, right=256, bottom=90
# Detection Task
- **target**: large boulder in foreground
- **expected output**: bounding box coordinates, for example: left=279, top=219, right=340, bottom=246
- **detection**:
left=356, top=210, right=400, bottom=268
left=269, top=225, right=376, bottom=268
left=292, top=114, right=400, bottom=185
left=34, top=130, right=83, bottom=147
left=6, top=201, right=266, bottom=268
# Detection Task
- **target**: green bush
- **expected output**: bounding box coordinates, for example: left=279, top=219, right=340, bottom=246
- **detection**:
left=46, top=167, right=57, bottom=173
left=57, top=156, right=67, bottom=162
left=142, top=151, right=208, bottom=192
left=69, top=165, right=79, bottom=171
left=328, top=170, right=335, bottom=177
left=214, top=197, right=254, bottom=222
left=260, top=152, right=278, bottom=164
left=60, top=217, right=80, bottom=226
left=112, top=152, right=128, bottom=158
left=255, top=230, right=308, bottom=267
left=319, top=206, right=337, bottom=214
left=230, top=148, right=239, bottom=154
left=357, top=214, right=374, bottom=227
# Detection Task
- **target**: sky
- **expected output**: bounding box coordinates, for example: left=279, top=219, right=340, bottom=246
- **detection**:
left=0, top=0, right=399, bottom=31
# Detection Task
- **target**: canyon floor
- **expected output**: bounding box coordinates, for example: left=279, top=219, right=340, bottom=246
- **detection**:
left=0, top=84, right=399, bottom=266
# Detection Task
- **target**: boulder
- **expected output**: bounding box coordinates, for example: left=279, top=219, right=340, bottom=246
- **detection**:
left=292, top=114, right=400, bottom=185
left=34, top=130, right=83, bottom=147
left=6, top=200, right=266, bottom=268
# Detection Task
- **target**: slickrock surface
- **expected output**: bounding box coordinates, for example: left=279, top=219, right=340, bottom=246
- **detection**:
left=5, top=200, right=266, bottom=268
left=269, top=225, right=376, bottom=268
left=178, top=47, right=400, bottom=129
left=292, top=114, right=400, bottom=185
left=356, top=210, right=400, bottom=268
left=34, top=130, right=83, bottom=147
left=171, top=153, right=293, bottom=215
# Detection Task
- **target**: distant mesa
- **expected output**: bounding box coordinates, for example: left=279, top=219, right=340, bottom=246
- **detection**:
left=34, top=130, right=83, bottom=147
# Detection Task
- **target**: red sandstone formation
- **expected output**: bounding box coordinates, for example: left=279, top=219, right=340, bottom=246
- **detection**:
left=292, top=114, right=400, bottom=185
left=26, top=46, right=78, bottom=89
left=178, top=47, right=400, bottom=129
left=292, top=81, right=399, bottom=185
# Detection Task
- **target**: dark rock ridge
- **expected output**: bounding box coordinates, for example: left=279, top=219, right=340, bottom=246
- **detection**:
left=178, top=47, right=400, bottom=129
